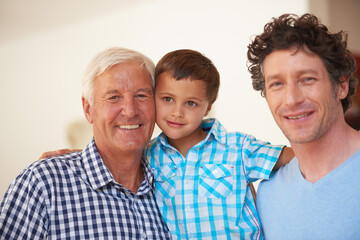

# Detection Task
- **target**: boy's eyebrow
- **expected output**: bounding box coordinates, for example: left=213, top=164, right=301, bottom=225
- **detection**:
left=158, top=91, right=205, bottom=102
left=187, top=96, right=204, bottom=102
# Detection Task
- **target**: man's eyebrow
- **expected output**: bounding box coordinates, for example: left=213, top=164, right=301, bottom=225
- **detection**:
left=138, top=88, right=152, bottom=91
left=138, top=88, right=153, bottom=94
left=104, top=89, right=119, bottom=95
left=297, top=69, right=321, bottom=75
left=266, top=69, right=321, bottom=80
left=265, top=74, right=281, bottom=81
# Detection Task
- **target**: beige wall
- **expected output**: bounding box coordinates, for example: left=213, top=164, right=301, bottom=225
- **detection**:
left=5, top=0, right=360, bottom=200
left=309, top=0, right=360, bottom=54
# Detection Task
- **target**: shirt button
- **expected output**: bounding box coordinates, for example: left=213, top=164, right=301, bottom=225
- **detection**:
left=213, top=169, right=218, bottom=175
left=142, top=232, right=147, bottom=239
left=185, top=206, right=191, bottom=212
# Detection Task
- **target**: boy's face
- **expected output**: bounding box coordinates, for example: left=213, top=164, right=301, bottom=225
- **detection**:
left=155, top=72, right=212, bottom=141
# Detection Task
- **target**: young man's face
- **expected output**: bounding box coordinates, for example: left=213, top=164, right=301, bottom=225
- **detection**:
left=83, top=61, right=155, bottom=155
left=155, top=72, right=212, bottom=142
left=263, top=47, right=347, bottom=144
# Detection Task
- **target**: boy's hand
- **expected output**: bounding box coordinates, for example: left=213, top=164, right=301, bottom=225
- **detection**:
left=273, top=147, right=295, bottom=170
left=39, top=149, right=81, bottom=160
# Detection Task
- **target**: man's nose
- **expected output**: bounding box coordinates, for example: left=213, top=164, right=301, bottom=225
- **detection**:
left=122, top=97, right=138, bottom=118
left=284, top=83, right=305, bottom=107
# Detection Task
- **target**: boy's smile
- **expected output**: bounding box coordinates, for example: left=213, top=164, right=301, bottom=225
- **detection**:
left=155, top=72, right=212, bottom=150
left=166, top=120, right=185, bottom=128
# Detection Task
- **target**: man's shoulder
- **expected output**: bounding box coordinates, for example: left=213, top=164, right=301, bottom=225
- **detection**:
left=2, top=152, right=83, bottom=204
left=259, top=158, right=298, bottom=188
left=21, top=151, right=83, bottom=180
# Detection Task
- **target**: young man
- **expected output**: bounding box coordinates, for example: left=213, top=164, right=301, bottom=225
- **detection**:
left=145, top=49, right=293, bottom=239
left=247, top=13, right=360, bottom=239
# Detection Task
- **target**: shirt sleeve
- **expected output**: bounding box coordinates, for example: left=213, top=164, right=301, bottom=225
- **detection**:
left=0, top=168, right=48, bottom=239
left=240, top=134, right=284, bottom=181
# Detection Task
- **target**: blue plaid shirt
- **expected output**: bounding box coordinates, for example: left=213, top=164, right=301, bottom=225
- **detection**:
left=144, top=118, right=283, bottom=240
left=0, top=139, right=171, bottom=240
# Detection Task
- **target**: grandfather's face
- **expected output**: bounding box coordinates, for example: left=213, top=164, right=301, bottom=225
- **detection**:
left=83, top=60, right=155, bottom=155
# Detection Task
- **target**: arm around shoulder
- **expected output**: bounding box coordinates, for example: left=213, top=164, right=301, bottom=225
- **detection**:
left=273, top=147, right=295, bottom=171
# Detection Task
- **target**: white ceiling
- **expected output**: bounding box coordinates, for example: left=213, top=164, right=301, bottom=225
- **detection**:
left=0, top=0, right=145, bottom=44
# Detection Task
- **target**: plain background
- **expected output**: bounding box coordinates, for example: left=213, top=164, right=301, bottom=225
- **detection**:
left=1, top=0, right=359, bottom=200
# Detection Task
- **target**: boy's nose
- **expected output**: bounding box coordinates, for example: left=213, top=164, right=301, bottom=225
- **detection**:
left=171, top=104, right=184, bottom=118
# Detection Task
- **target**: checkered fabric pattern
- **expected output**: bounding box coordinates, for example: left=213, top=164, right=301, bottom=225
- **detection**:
left=144, top=118, right=284, bottom=240
left=0, top=139, right=171, bottom=240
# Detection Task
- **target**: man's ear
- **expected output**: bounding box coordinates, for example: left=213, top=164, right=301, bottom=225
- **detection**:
left=205, top=103, right=213, bottom=116
left=82, top=97, right=93, bottom=124
left=338, top=76, right=349, bottom=100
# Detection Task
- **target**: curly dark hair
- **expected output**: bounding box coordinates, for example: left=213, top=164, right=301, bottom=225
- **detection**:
left=247, top=13, right=358, bottom=112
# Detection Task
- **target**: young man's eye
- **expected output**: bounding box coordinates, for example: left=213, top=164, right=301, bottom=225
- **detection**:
left=299, top=77, right=316, bottom=85
left=268, top=82, right=283, bottom=89
left=304, top=77, right=315, bottom=82
left=187, top=101, right=197, bottom=107
left=163, top=97, right=173, bottom=103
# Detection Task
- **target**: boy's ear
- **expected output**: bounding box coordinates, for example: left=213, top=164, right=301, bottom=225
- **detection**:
left=205, top=103, right=213, bottom=116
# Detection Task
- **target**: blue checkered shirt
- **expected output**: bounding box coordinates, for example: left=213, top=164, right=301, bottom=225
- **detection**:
left=0, top=139, right=171, bottom=240
left=144, top=118, right=283, bottom=240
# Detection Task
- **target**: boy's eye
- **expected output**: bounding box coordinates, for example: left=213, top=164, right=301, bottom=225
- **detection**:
left=186, top=101, right=197, bottom=107
left=163, top=97, right=173, bottom=103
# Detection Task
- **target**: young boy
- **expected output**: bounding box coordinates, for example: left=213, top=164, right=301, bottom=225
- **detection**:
left=40, top=49, right=293, bottom=239
left=145, top=49, right=293, bottom=239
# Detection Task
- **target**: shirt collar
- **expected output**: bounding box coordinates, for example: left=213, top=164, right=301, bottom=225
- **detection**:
left=82, top=138, right=155, bottom=192
left=155, top=118, right=227, bottom=148
left=201, top=118, right=227, bottom=145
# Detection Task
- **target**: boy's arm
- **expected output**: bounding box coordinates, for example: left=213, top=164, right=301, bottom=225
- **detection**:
left=38, top=149, right=81, bottom=160
left=273, top=147, right=294, bottom=171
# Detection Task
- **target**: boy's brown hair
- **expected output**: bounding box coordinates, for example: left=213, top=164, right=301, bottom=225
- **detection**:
left=155, top=49, right=220, bottom=104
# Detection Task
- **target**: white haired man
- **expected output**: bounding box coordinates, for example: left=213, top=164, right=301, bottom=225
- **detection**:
left=0, top=47, right=171, bottom=239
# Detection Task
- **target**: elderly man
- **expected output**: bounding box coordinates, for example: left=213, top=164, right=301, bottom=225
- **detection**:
left=247, top=13, right=360, bottom=239
left=0, top=47, right=171, bottom=239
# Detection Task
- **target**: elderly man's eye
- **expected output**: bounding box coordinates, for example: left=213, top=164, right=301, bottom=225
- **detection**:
left=109, top=96, right=119, bottom=100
